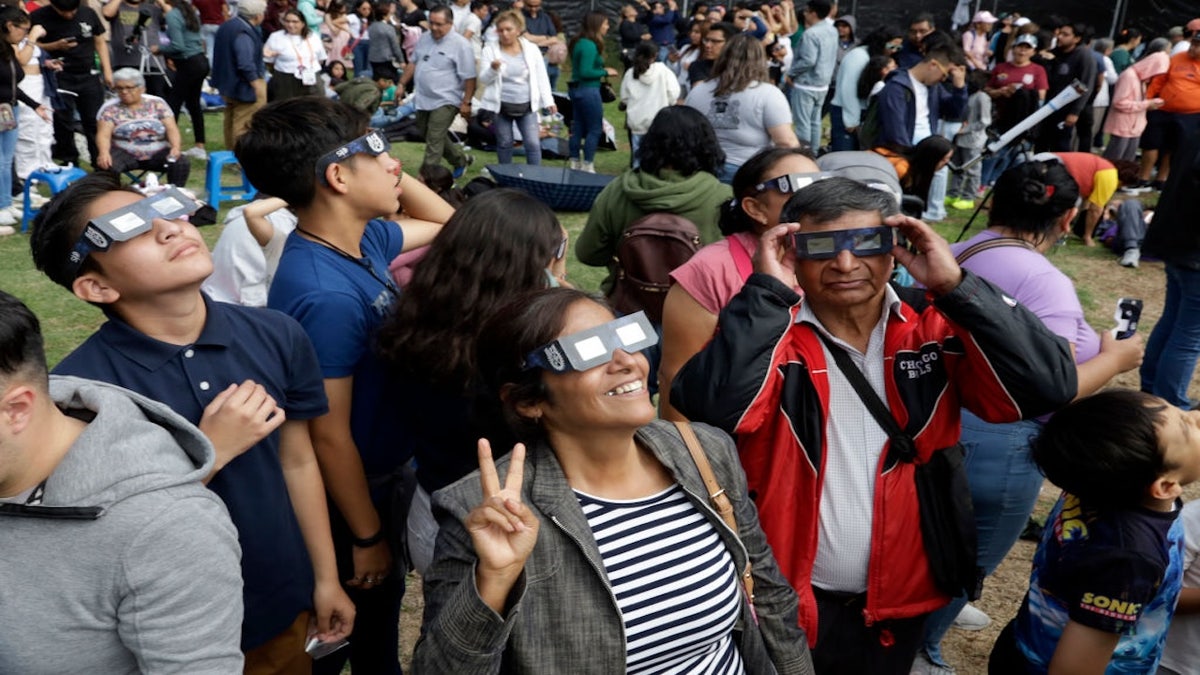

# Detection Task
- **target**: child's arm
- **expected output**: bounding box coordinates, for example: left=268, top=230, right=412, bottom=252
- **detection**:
left=1175, top=587, right=1200, bottom=615
left=1048, top=620, right=1121, bottom=675
left=391, top=172, right=454, bottom=251
left=278, top=420, right=356, bottom=641
left=242, top=197, right=290, bottom=247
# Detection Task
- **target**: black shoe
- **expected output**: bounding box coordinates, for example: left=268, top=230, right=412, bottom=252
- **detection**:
left=1150, top=180, right=1166, bottom=191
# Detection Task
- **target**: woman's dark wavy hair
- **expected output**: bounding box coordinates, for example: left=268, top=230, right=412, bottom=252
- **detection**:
left=1033, top=390, right=1170, bottom=510
left=988, top=160, right=1080, bottom=246
left=0, top=7, right=29, bottom=63
left=477, top=288, right=608, bottom=443
left=166, top=0, right=202, bottom=33
left=900, top=135, right=952, bottom=204
left=637, top=106, right=724, bottom=177
left=570, top=11, right=608, bottom=55
left=863, top=23, right=903, bottom=57
left=856, top=54, right=893, bottom=100
left=719, top=146, right=815, bottom=235
left=376, top=189, right=562, bottom=394
left=632, top=41, right=656, bottom=78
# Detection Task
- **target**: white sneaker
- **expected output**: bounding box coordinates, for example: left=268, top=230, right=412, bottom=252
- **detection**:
left=952, top=603, right=991, bottom=631
left=8, top=204, right=21, bottom=217
left=28, top=193, right=48, bottom=208
left=0, top=209, right=16, bottom=227
left=569, top=159, right=582, bottom=170
left=581, top=161, right=596, bottom=174
left=183, top=147, right=208, bottom=161
left=0, top=224, right=14, bottom=236
left=1120, top=248, right=1141, bottom=268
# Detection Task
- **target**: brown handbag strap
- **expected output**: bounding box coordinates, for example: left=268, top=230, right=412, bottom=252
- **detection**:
left=673, top=421, right=756, bottom=605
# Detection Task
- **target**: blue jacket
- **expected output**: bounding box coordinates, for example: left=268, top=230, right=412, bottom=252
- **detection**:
left=876, top=67, right=968, bottom=150
left=212, top=16, right=264, bottom=103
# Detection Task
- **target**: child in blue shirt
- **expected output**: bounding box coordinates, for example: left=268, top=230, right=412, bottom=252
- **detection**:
left=990, top=389, right=1200, bottom=674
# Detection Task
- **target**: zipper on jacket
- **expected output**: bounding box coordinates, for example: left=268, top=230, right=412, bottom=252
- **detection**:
left=548, top=513, right=630, bottom=658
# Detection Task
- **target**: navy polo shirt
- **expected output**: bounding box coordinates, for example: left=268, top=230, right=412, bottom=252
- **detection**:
left=53, top=295, right=329, bottom=650
left=268, top=218, right=408, bottom=478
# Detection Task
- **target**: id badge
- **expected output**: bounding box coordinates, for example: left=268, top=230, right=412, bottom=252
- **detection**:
left=301, top=69, right=317, bottom=86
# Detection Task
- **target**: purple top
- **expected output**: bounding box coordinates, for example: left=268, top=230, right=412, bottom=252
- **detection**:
left=950, top=230, right=1099, bottom=365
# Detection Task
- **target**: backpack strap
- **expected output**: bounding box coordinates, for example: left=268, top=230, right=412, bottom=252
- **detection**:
left=727, top=234, right=754, bottom=282
left=954, top=236, right=1036, bottom=265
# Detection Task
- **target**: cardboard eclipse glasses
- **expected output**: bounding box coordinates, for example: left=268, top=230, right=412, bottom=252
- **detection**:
left=523, top=311, right=659, bottom=373
left=792, top=226, right=904, bottom=260
left=315, top=130, right=392, bottom=184
left=65, top=187, right=202, bottom=279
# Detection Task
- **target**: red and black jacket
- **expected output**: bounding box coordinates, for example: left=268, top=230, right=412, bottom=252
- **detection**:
left=671, top=271, right=1076, bottom=643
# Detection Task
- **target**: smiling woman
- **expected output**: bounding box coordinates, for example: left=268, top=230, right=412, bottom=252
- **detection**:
left=412, top=287, right=816, bottom=675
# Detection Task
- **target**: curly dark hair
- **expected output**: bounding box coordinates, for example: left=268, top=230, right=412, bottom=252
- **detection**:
left=376, top=189, right=563, bottom=393
left=988, top=160, right=1081, bottom=246
left=637, top=106, right=724, bottom=177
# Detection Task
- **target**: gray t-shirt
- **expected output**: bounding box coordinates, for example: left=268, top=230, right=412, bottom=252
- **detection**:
left=412, top=30, right=477, bottom=111
left=685, top=80, right=792, bottom=167
left=499, top=49, right=530, bottom=104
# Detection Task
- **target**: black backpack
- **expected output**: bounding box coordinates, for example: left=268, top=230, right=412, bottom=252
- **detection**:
left=608, top=213, right=702, bottom=324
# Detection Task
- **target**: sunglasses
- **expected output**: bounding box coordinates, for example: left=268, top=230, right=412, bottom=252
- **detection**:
left=754, top=171, right=834, bottom=195
left=523, top=311, right=658, bottom=373
left=65, top=187, right=203, bottom=278
left=792, top=226, right=902, bottom=260
left=314, top=130, right=392, bottom=184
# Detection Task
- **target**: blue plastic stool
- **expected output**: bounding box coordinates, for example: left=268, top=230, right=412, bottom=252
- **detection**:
left=21, top=166, right=88, bottom=233
left=205, top=150, right=257, bottom=209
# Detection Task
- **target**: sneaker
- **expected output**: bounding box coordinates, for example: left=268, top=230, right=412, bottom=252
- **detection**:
left=1150, top=180, right=1166, bottom=191
left=0, top=209, right=15, bottom=227
left=7, top=203, right=21, bottom=217
left=952, top=603, right=991, bottom=631
left=452, top=154, right=474, bottom=179
left=569, top=159, right=582, bottom=170
left=910, top=651, right=956, bottom=675
left=581, top=161, right=596, bottom=174
left=27, top=193, right=48, bottom=208
left=1120, top=248, right=1141, bottom=268
left=948, top=198, right=976, bottom=211
left=183, top=146, right=208, bottom=161
left=0, top=224, right=14, bottom=236
left=944, top=195, right=957, bottom=207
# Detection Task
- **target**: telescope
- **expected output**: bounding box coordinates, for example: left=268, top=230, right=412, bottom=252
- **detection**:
left=952, top=79, right=1089, bottom=174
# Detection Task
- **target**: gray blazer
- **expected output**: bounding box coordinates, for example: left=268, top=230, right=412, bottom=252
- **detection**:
left=413, top=420, right=815, bottom=674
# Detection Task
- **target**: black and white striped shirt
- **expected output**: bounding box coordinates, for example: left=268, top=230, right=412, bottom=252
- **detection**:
left=576, top=484, right=746, bottom=675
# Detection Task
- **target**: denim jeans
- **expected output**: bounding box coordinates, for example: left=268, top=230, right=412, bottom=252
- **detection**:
left=0, top=126, right=16, bottom=209
left=201, top=23, right=219, bottom=65
left=568, top=85, right=603, bottom=162
left=829, top=104, right=858, bottom=152
left=494, top=109, right=542, bottom=164
left=352, top=40, right=371, bottom=76
left=789, top=86, right=825, bottom=152
left=919, top=411, right=1044, bottom=666
left=546, top=62, right=560, bottom=90
left=630, top=132, right=643, bottom=169
left=1141, top=263, right=1200, bottom=408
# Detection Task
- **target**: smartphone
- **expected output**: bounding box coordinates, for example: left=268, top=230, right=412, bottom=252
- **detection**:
left=1113, top=297, right=1143, bottom=340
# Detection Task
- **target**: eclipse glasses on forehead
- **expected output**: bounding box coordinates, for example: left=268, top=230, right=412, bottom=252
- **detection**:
left=523, top=311, right=659, bottom=373
left=65, top=187, right=203, bottom=279
left=315, top=129, right=392, bottom=184
left=754, top=171, right=835, bottom=195
left=792, top=226, right=903, bottom=260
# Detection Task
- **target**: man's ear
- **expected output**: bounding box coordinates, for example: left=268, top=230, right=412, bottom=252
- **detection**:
left=323, top=162, right=354, bottom=196
left=71, top=271, right=120, bottom=305
left=0, top=385, right=37, bottom=437
left=1148, top=474, right=1183, bottom=503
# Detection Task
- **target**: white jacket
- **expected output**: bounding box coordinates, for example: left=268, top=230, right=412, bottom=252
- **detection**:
left=478, top=37, right=555, bottom=114
left=620, top=61, right=681, bottom=134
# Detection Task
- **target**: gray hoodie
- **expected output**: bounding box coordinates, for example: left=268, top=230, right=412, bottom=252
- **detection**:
left=0, top=376, right=244, bottom=674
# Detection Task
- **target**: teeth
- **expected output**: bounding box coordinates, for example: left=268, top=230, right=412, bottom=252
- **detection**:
left=606, top=381, right=644, bottom=396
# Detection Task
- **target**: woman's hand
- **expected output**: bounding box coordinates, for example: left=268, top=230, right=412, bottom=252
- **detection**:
left=34, top=105, right=51, bottom=123
left=1099, top=329, right=1144, bottom=374
left=605, top=67, right=619, bottom=76
left=95, top=151, right=112, bottom=170
left=469, top=439, right=538, bottom=613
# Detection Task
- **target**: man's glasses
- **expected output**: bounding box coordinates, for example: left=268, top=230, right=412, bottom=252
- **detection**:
left=314, top=130, right=392, bottom=184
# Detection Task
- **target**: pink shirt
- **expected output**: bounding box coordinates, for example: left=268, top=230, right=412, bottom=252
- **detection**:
left=670, top=231, right=803, bottom=315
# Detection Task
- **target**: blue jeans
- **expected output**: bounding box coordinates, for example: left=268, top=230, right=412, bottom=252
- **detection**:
left=352, top=40, right=371, bottom=76
left=201, top=23, right=219, bottom=65
left=789, top=86, right=825, bottom=152
left=369, top=101, right=416, bottom=128
left=919, top=412, right=1044, bottom=666
left=829, top=104, right=858, bottom=153
left=568, top=85, right=603, bottom=162
left=630, top=132, right=643, bottom=169
left=546, top=63, right=560, bottom=90
left=1141, top=263, right=1200, bottom=408
left=0, top=126, right=16, bottom=210
left=494, top=109, right=542, bottom=165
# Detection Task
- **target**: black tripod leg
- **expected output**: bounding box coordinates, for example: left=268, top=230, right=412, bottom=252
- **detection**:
left=955, top=184, right=995, bottom=243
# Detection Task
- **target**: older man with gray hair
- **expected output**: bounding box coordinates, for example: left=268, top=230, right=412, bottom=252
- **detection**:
left=213, top=0, right=267, bottom=148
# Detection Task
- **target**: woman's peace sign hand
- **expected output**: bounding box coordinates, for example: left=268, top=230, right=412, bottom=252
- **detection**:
left=467, top=439, right=539, bottom=612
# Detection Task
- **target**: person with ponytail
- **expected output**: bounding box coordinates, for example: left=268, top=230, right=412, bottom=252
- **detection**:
left=619, top=40, right=678, bottom=168
left=158, top=0, right=209, bottom=160
left=658, top=146, right=817, bottom=420
left=0, top=7, right=50, bottom=233
left=914, top=159, right=1145, bottom=673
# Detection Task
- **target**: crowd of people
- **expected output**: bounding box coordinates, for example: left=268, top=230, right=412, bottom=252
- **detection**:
left=4, top=1, right=1200, bottom=675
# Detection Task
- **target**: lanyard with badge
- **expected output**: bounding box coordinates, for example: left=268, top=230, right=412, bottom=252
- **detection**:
left=291, top=35, right=317, bottom=86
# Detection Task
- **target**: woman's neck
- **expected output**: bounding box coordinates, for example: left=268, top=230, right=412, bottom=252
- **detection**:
left=548, top=429, right=673, bottom=500
left=986, top=225, right=1056, bottom=253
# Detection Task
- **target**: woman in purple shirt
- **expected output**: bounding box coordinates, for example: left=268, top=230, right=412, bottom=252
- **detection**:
left=915, top=159, right=1146, bottom=672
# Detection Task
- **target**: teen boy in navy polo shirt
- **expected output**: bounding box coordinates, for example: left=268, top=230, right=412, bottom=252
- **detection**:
left=28, top=173, right=357, bottom=673
left=236, top=97, right=447, bottom=674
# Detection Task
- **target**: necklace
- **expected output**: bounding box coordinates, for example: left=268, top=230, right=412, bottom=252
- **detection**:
left=295, top=226, right=401, bottom=297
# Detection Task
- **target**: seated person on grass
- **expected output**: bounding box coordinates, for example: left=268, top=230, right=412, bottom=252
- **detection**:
left=234, top=96, right=449, bottom=673
left=990, top=389, right=1200, bottom=674
left=28, top=173, right=356, bottom=671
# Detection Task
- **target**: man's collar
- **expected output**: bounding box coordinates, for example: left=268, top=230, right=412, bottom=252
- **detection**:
left=98, top=293, right=231, bottom=371
left=795, top=283, right=907, bottom=345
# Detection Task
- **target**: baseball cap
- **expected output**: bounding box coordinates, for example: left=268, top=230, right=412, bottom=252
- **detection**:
left=1013, top=17, right=1031, bottom=27
left=815, top=151, right=903, bottom=205
left=1014, top=34, right=1038, bottom=49
left=972, top=11, right=997, bottom=24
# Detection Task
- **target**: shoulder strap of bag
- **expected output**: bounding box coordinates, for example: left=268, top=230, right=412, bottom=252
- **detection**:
left=954, top=236, right=1036, bottom=265
left=814, top=333, right=915, bottom=463
left=672, top=420, right=756, bottom=606
left=727, top=233, right=753, bottom=282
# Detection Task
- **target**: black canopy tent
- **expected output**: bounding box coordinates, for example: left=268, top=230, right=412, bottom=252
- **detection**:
left=548, top=0, right=1191, bottom=41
